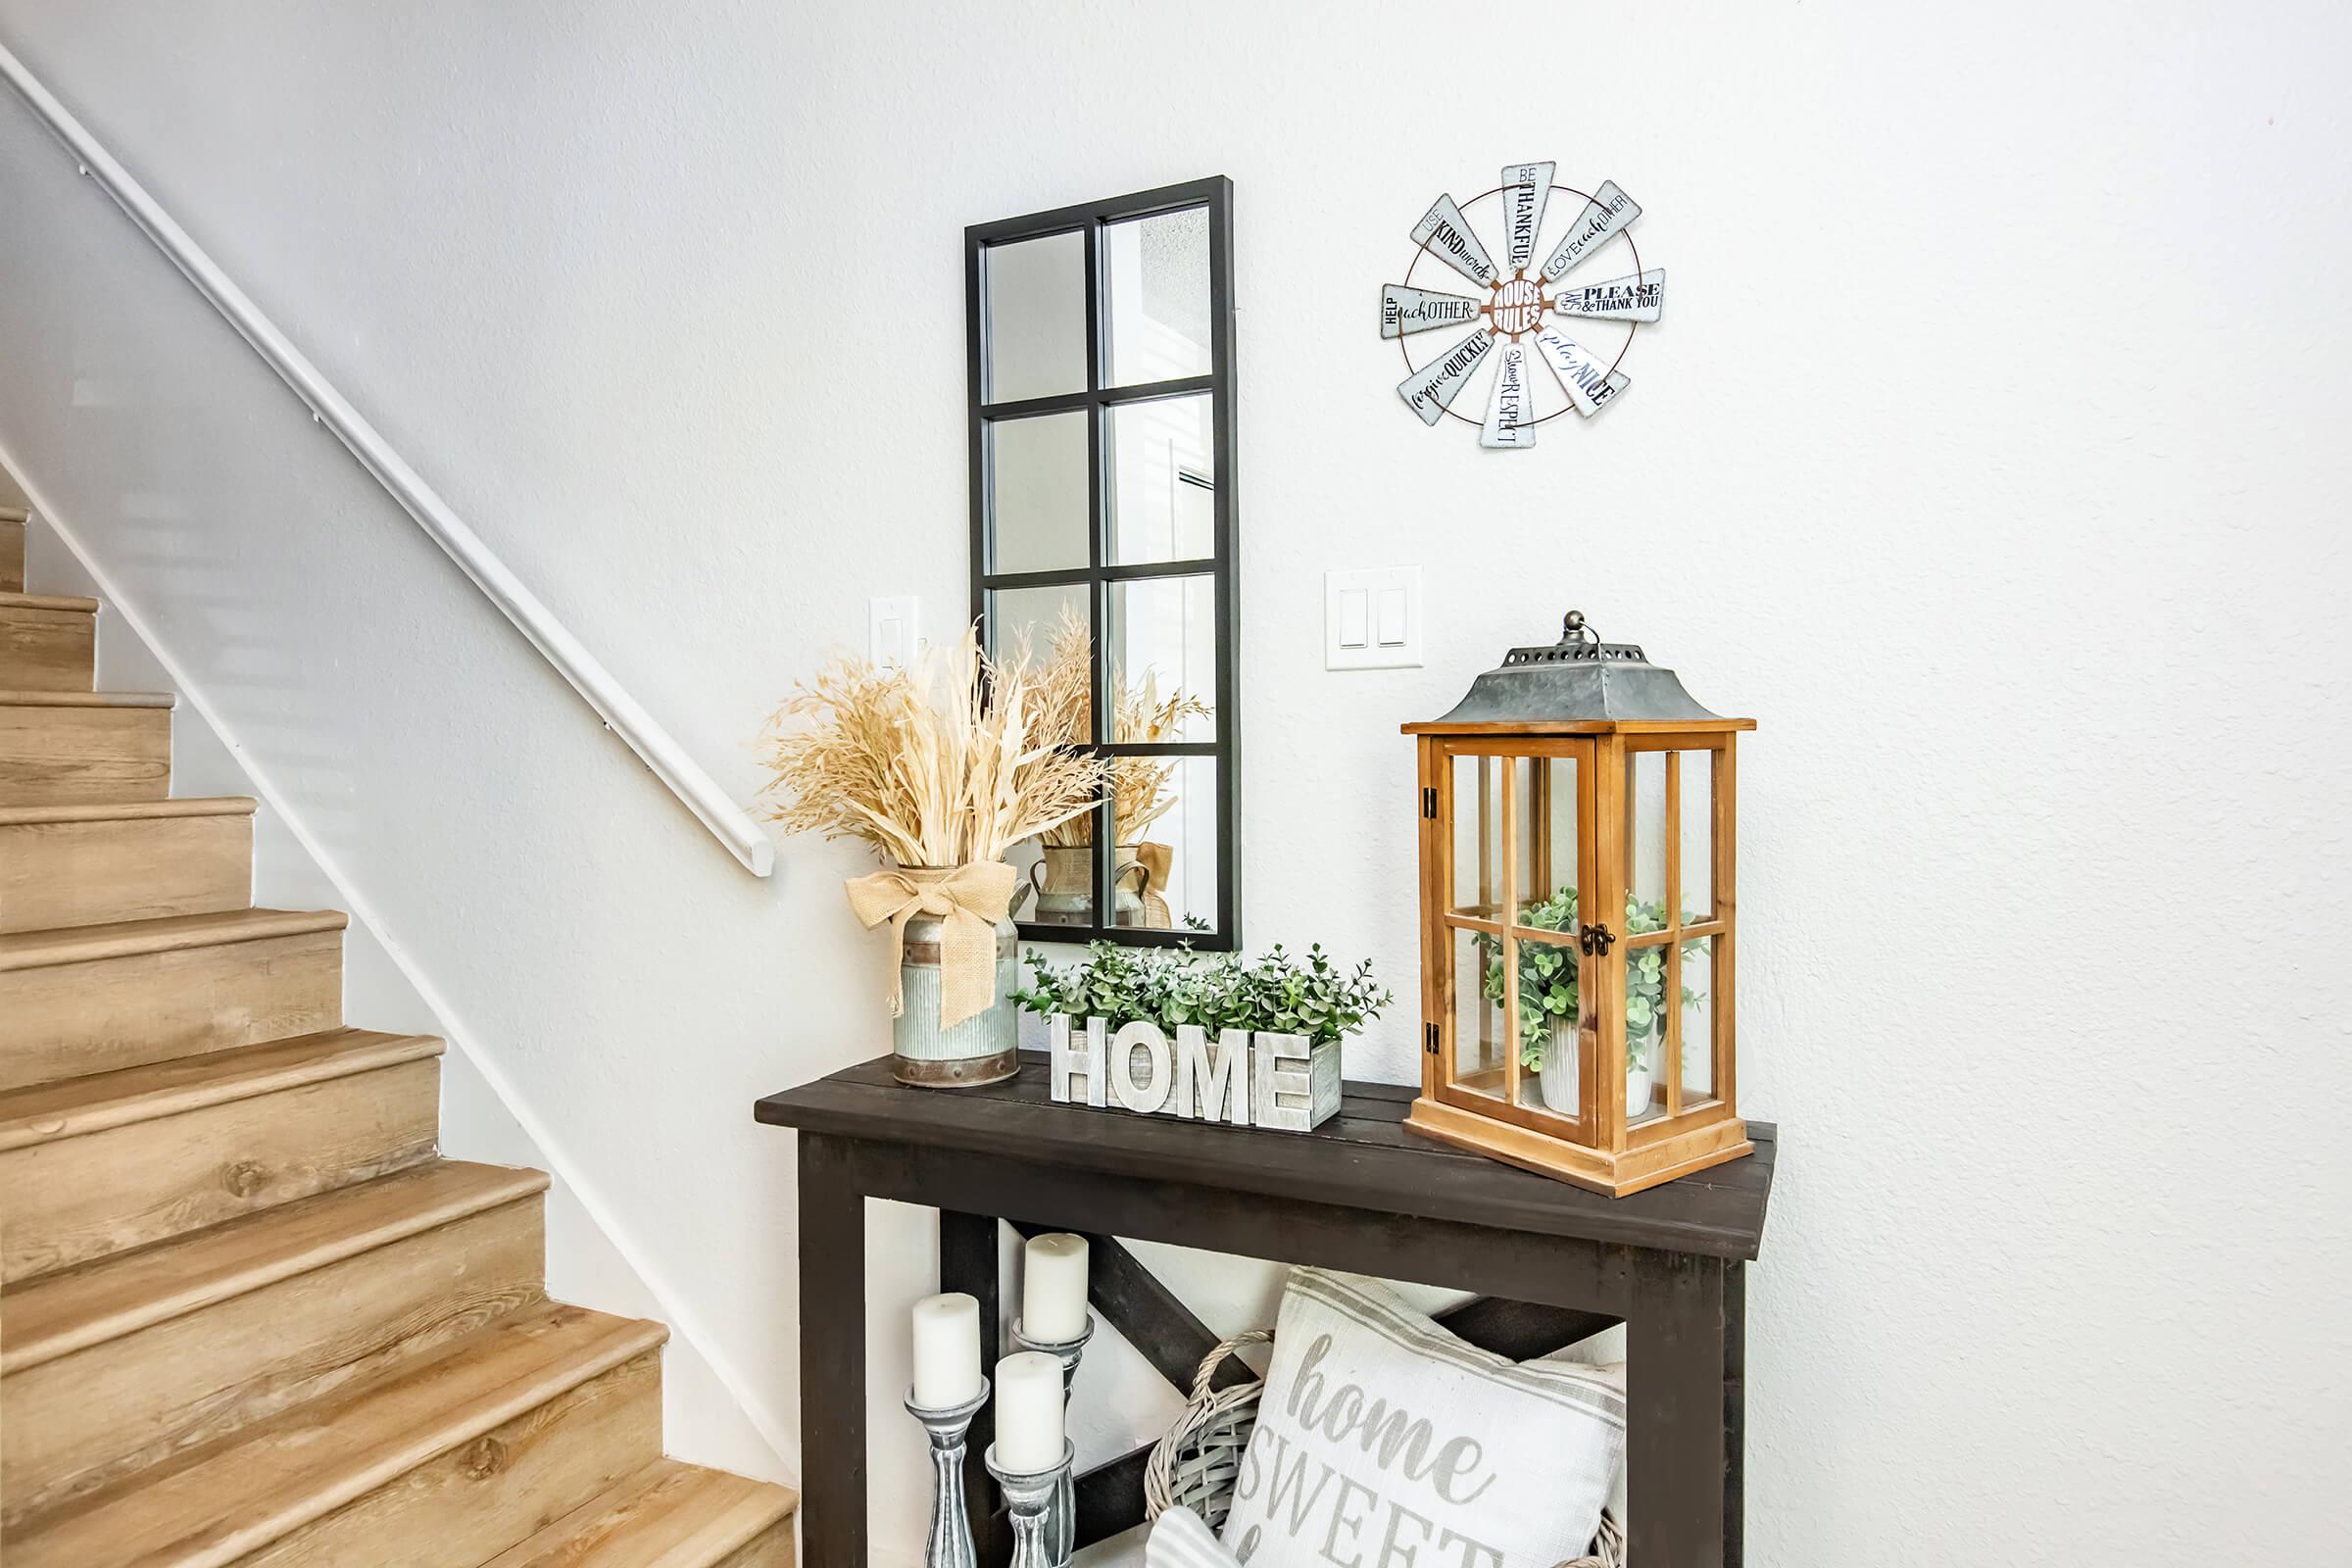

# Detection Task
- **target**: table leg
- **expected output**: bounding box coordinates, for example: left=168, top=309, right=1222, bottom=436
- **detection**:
left=800, top=1133, right=867, bottom=1568
left=1627, top=1251, right=1729, bottom=1568
left=1724, top=1261, right=1745, bottom=1567
left=940, top=1211, right=1010, bottom=1566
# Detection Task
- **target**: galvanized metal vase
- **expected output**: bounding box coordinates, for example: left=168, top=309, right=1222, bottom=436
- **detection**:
left=893, top=908, right=1020, bottom=1089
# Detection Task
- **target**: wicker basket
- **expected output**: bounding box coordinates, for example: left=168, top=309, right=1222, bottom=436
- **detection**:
left=1144, top=1330, right=1625, bottom=1568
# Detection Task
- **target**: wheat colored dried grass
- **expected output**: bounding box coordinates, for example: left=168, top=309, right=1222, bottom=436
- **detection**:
left=758, top=624, right=1106, bottom=867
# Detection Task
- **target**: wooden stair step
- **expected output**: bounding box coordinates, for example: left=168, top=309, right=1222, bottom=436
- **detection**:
left=0, top=591, right=99, bottom=693
left=0, top=1027, right=444, bottom=1282
left=480, top=1457, right=797, bottom=1568
left=0, top=688, right=172, bottom=806
left=3, top=1161, right=551, bottom=1524
left=9, top=1301, right=667, bottom=1568
left=0, top=906, right=345, bottom=1090
left=0, top=510, right=24, bottom=593
left=0, top=795, right=256, bottom=933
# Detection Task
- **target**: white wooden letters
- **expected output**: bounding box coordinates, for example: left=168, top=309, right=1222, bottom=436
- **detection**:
left=1049, top=1015, right=1341, bottom=1131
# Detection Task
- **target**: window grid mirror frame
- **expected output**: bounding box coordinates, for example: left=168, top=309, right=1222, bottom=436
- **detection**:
left=965, top=175, right=1242, bottom=950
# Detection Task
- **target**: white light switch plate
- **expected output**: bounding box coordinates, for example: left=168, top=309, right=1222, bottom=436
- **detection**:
left=1325, top=566, right=1423, bottom=669
left=867, top=596, right=920, bottom=664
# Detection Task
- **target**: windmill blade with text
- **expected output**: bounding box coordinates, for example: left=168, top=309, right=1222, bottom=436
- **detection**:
left=1499, top=161, right=1555, bottom=274
left=1409, top=194, right=1498, bottom=289
left=1382, top=283, right=1488, bottom=339
left=1396, top=327, right=1494, bottom=425
left=1541, top=180, right=1642, bottom=282
left=1550, top=268, right=1666, bottom=322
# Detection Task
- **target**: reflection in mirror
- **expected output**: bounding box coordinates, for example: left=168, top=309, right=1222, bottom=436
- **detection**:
left=984, top=583, right=1090, bottom=685
left=984, top=231, right=1088, bottom=403
left=1108, top=575, right=1216, bottom=743
left=1108, top=394, right=1215, bottom=565
left=1110, top=757, right=1219, bottom=931
left=1105, top=207, right=1212, bottom=385
left=988, top=413, right=1090, bottom=574
left=1014, top=794, right=1098, bottom=929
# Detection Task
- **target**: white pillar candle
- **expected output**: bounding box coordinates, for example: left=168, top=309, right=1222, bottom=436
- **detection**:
left=994, top=1350, right=1066, bottom=1474
left=1021, top=1232, right=1090, bottom=1344
left=910, top=1292, right=983, bottom=1409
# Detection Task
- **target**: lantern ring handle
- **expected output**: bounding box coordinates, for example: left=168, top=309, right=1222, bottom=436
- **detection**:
left=1561, top=610, right=1599, bottom=646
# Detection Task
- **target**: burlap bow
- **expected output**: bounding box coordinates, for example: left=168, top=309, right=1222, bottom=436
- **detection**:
left=844, top=861, right=1016, bottom=1029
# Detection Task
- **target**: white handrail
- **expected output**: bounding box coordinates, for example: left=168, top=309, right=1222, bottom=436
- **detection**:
left=0, top=43, right=775, bottom=877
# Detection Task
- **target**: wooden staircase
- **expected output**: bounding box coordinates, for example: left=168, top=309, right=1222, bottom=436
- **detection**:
left=0, top=509, right=797, bottom=1566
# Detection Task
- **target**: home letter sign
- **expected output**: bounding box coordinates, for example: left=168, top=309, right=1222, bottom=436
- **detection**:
left=1049, top=1016, right=1341, bottom=1132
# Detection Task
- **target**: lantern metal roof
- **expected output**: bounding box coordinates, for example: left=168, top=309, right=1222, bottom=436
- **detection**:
left=1404, top=611, right=1755, bottom=733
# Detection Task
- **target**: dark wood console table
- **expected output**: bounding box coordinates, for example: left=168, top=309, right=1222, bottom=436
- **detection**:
left=757, top=1054, right=1775, bottom=1567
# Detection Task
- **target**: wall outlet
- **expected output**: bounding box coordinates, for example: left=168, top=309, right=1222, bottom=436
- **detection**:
left=867, top=596, right=920, bottom=664
left=1325, top=567, right=1422, bottom=670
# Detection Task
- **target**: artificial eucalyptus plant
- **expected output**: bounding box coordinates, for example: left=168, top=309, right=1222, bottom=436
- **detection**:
left=1483, top=888, right=1705, bottom=1073
left=1012, top=941, right=1391, bottom=1049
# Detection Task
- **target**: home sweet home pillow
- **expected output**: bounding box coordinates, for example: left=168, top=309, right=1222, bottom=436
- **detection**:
left=1221, top=1270, right=1624, bottom=1568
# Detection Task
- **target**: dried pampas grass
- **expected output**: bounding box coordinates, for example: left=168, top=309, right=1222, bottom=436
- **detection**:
left=759, top=624, right=1106, bottom=868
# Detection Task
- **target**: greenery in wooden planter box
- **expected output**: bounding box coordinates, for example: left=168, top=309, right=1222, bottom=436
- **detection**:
left=1013, top=941, right=1392, bottom=1048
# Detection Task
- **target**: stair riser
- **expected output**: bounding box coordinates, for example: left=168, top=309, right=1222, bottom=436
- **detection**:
left=0, top=809, right=253, bottom=933
left=1, top=1056, right=440, bottom=1284
left=0, top=929, right=343, bottom=1091
left=0, top=605, right=95, bottom=692
left=0, top=704, right=170, bottom=805
left=3, top=1196, right=548, bottom=1527
left=0, top=520, right=22, bottom=593
left=238, top=1349, right=663, bottom=1568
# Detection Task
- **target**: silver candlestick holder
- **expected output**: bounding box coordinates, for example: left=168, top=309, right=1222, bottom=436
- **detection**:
left=1010, top=1315, right=1094, bottom=1564
left=986, top=1440, right=1077, bottom=1568
left=905, top=1379, right=990, bottom=1568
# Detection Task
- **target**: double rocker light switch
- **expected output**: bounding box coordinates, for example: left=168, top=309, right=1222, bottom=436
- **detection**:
left=1325, top=566, right=1423, bottom=670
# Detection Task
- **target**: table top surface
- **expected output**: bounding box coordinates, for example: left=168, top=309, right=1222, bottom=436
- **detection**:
left=756, top=1053, right=1777, bottom=1260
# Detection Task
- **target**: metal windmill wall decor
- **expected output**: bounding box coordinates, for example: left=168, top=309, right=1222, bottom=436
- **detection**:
left=1383, top=162, right=1664, bottom=449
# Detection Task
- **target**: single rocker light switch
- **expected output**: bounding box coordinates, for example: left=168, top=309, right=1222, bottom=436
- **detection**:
left=1339, top=589, right=1370, bottom=649
left=868, top=595, right=920, bottom=665
left=1325, top=567, right=1423, bottom=670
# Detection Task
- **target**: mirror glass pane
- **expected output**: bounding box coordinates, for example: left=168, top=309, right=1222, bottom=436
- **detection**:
left=1106, top=575, right=1216, bottom=744
left=1107, top=394, right=1215, bottom=564
left=985, top=583, right=1091, bottom=729
left=1013, top=800, right=1097, bottom=929
left=988, top=413, right=1090, bottom=574
left=1451, top=927, right=1507, bottom=1102
left=1104, top=207, right=1211, bottom=386
left=1113, top=757, right=1217, bottom=931
left=984, top=231, right=1087, bottom=404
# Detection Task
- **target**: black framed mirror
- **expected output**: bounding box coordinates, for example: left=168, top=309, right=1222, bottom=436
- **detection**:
left=965, top=176, right=1240, bottom=950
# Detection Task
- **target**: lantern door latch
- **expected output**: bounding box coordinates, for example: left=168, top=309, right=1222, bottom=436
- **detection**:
left=1579, top=922, right=1617, bottom=956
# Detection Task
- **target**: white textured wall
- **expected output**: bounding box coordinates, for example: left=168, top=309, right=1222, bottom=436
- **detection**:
left=1, top=3, right=2347, bottom=1563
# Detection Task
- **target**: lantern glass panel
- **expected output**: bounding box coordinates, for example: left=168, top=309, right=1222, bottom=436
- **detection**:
left=1680, top=750, right=1715, bottom=923
left=1515, top=756, right=1581, bottom=915
left=1451, top=927, right=1509, bottom=1101
left=1682, top=934, right=1717, bottom=1102
left=1626, top=936, right=1674, bottom=1128
left=1450, top=753, right=1505, bottom=921
left=1628, top=750, right=1669, bottom=916
left=1510, top=928, right=1585, bottom=1121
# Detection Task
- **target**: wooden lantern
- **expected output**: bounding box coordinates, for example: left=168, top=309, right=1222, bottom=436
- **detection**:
left=1404, top=612, right=1756, bottom=1197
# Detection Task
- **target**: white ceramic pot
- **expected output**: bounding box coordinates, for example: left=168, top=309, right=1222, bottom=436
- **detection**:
left=1626, top=1058, right=1655, bottom=1119
left=1538, top=1027, right=1580, bottom=1115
